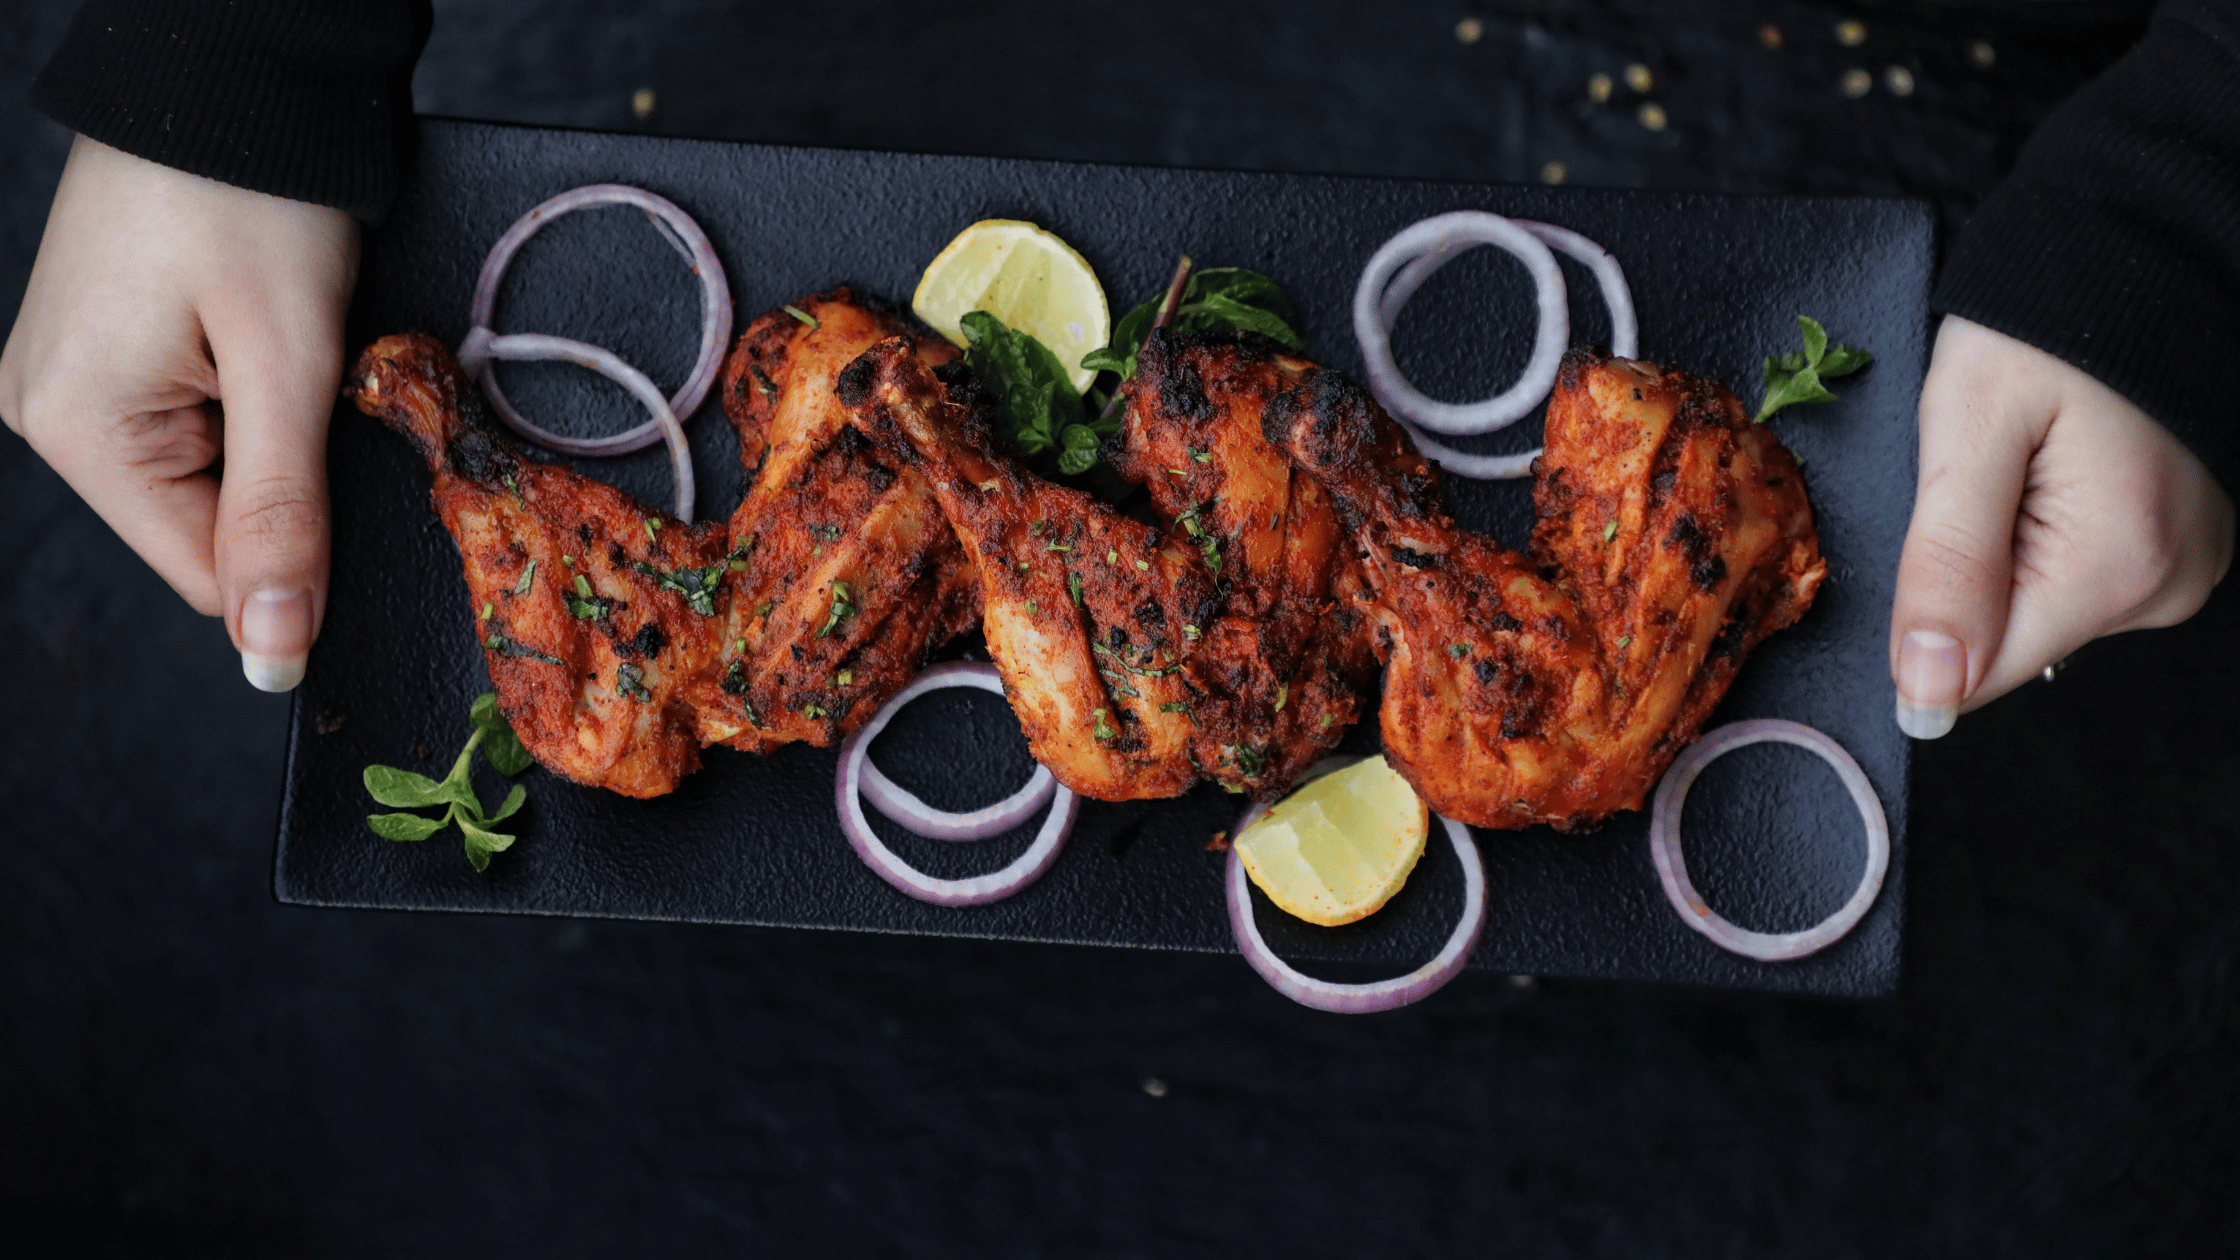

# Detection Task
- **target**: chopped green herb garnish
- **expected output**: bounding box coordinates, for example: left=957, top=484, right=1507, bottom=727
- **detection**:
left=361, top=692, right=532, bottom=873
left=816, top=581, right=855, bottom=638
left=1273, top=684, right=1288, bottom=712
left=1135, top=559, right=1150, bottom=571
left=808, top=523, right=844, bottom=541
left=1092, top=708, right=1117, bottom=741
left=631, top=558, right=726, bottom=616
left=836, top=669, right=853, bottom=686
left=802, top=701, right=827, bottom=720
left=1190, top=447, right=1213, bottom=463
left=1183, top=625, right=1200, bottom=640
left=1045, top=543, right=1073, bottom=553
left=480, top=601, right=494, bottom=622
left=1067, top=572, right=1085, bottom=607
left=1616, top=635, right=1632, bottom=649
left=1449, top=644, right=1468, bottom=659
left=755, top=600, right=774, bottom=618
left=644, top=518, right=661, bottom=542
left=1602, top=519, right=1618, bottom=543
left=783, top=304, right=820, bottom=328
left=1092, top=641, right=1180, bottom=677
left=562, top=554, right=575, bottom=567
left=1106, top=550, right=1119, bottom=564
left=1756, top=315, right=1873, bottom=422
left=483, top=631, right=563, bottom=666
left=1160, top=701, right=1192, bottom=715
left=1230, top=743, right=1267, bottom=778
left=614, top=662, right=653, bottom=702
left=1026, top=599, right=1039, bottom=615
left=513, top=559, right=537, bottom=596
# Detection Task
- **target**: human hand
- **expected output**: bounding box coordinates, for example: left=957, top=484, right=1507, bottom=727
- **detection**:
left=0, top=135, right=358, bottom=692
left=1890, top=315, right=2234, bottom=738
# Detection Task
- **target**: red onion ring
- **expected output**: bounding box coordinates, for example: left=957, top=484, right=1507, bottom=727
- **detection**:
left=1352, top=210, right=1568, bottom=438
left=855, top=663, right=1058, bottom=840
left=1361, top=217, right=1639, bottom=481
left=463, top=184, right=733, bottom=458
left=1226, top=762, right=1487, bottom=1013
left=1648, top=719, right=1889, bottom=962
left=457, top=329, right=696, bottom=523
left=835, top=662, right=1076, bottom=906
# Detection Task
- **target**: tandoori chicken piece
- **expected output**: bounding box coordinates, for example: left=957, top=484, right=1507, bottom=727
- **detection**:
left=1268, top=349, right=1826, bottom=830
left=352, top=333, right=729, bottom=797
left=841, top=337, right=1213, bottom=801
left=706, top=289, right=981, bottom=753
left=1109, top=329, right=1379, bottom=794
left=348, top=291, right=979, bottom=797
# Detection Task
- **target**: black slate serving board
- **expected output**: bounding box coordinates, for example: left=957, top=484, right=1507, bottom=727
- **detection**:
left=278, top=118, right=1927, bottom=998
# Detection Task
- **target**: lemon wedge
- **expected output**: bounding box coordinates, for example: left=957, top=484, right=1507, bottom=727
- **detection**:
left=1233, top=756, right=1430, bottom=927
left=912, top=219, right=1109, bottom=393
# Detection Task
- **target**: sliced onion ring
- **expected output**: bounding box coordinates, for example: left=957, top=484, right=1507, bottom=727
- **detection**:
left=1352, top=210, right=1568, bottom=438
left=1648, top=719, right=1889, bottom=962
left=835, top=662, right=1075, bottom=906
left=1226, top=763, right=1487, bottom=1014
left=1364, top=217, right=1639, bottom=481
left=457, top=329, right=697, bottom=523
left=856, top=663, right=1058, bottom=840
left=463, top=183, right=732, bottom=458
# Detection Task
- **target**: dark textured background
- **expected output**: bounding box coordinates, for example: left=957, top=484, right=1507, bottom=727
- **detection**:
left=4, top=1, right=2236, bottom=1254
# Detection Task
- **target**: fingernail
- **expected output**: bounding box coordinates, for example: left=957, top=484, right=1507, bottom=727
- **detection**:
left=240, top=587, right=312, bottom=692
left=1893, top=628, right=1964, bottom=739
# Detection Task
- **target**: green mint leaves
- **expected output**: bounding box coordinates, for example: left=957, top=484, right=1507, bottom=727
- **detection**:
left=958, top=310, right=1116, bottom=476
left=1085, top=268, right=1305, bottom=384
left=363, top=692, right=534, bottom=872
left=1756, top=315, right=1873, bottom=423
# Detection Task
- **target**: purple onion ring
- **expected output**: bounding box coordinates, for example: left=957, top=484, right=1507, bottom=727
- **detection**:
left=1351, top=210, right=1568, bottom=438
left=457, top=329, right=696, bottom=522
left=1226, top=759, right=1486, bottom=1013
left=462, top=183, right=733, bottom=458
left=834, top=662, right=1076, bottom=906
left=1648, top=719, right=1889, bottom=962
left=855, top=663, right=1058, bottom=840
left=1360, top=216, right=1639, bottom=481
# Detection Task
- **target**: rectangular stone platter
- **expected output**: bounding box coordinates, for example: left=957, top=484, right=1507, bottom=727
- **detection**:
left=277, top=118, right=1927, bottom=998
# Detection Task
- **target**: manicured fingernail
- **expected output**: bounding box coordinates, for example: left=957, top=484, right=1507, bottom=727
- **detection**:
left=1893, top=628, right=1964, bottom=739
left=241, top=587, right=312, bottom=692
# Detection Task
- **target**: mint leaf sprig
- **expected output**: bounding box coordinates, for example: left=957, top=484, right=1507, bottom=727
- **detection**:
left=363, top=692, right=535, bottom=872
left=1756, top=315, right=1874, bottom=423
left=1083, top=266, right=1306, bottom=385
left=959, top=309, right=1116, bottom=476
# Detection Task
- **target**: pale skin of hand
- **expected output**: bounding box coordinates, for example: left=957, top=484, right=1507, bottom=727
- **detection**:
left=1890, top=315, right=2235, bottom=738
left=0, top=135, right=358, bottom=692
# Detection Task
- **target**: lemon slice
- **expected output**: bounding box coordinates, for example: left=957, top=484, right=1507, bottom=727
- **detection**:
left=912, top=219, right=1109, bottom=393
left=1233, top=756, right=1430, bottom=927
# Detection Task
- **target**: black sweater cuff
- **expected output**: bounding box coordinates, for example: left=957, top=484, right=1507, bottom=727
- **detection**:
left=31, top=0, right=431, bottom=225
left=1932, top=0, right=2240, bottom=491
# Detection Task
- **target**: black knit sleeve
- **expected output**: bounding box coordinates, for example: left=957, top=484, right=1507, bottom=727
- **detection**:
left=30, top=0, right=432, bottom=225
left=1932, top=0, right=2240, bottom=490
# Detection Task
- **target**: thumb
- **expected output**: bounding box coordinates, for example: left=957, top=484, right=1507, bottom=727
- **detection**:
left=210, top=318, right=342, bottom=693
left=1887, top=319, right=2054, bottom=739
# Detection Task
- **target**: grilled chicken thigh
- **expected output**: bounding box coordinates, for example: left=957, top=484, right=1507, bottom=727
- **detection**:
left=348, top=291, right=978, bottom=797
left=1110, top=330, right=1379, bottom=794
left=1269, top=348, right=1826, bottom=829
